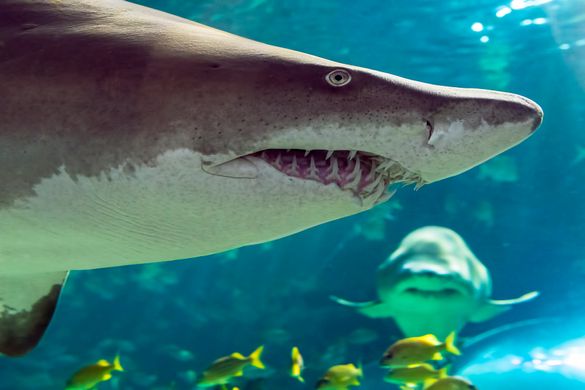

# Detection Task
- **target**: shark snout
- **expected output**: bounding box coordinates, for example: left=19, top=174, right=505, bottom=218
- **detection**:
left=516, top=95, right=544, bottom=132
left=396, top=86, right=544, bottom=184
left=481, top=91, right=543, bottom=132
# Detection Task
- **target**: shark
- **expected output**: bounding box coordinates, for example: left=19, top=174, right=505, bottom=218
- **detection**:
left=332, top=226, right=539, bottom=339
left=0, top=0, right=542, bottom=356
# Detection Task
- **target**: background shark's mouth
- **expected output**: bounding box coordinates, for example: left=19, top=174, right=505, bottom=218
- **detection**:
left=402, top=286, right=464, bottom=298
left=397, top=273, right=471, bottom=299
left=252, top=149, right=422, bottom=202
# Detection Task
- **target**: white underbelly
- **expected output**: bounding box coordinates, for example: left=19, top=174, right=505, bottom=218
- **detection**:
left=0, top=149, right=361, bottom=274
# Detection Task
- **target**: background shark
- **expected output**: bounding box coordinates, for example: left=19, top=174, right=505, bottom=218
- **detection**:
left=0, top=0, right=542, bottom=356
left=332, top=226, right=539, bottom=339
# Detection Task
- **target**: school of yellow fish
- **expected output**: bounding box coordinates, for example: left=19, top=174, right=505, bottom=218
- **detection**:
left=64, top=331, right=477, bottom=389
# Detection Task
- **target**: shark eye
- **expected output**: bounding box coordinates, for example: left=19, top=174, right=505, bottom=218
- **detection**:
left=326, top=69, right=352, bottom=87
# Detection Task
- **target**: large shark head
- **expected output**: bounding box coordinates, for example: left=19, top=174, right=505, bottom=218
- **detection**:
left=194, top=40, right=544, bottom=226
left=121, top=7, right=544, bottom=252
left=209, top=65, right=543, bottom=187
left=0, top=0, right=544, bottom=262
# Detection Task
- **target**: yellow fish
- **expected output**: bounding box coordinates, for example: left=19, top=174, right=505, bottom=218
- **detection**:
left=316, top=363, right=363, bottom=389
left=384, top=364, right=447, bottom=387
left=380, top=332, right=460, bottom=367
left=197, top=346, right=265, bottom=387
left=425, top=376, right=477, bottom=390
left=290, top=346, right=305, bottom=383
left=65, top=355, right=124, bottom=389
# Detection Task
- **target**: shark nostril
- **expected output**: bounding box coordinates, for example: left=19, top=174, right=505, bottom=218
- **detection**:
left=425, top=119, right=433, bottom=140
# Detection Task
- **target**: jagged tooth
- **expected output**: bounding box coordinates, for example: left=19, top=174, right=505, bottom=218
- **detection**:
left=378, top=160, right=392, bottom=172
left=275, top=153, right=282, bottom=167
left=290, top=154, right=299, bottom=175
left=308, top=156, right=319, bottom=180
left=304, top=150, right=311, bottom=157
left=326, top=150, right=334, bottom=160
left=349, top=150, right=357, bottom=160
left=365, top=160, right=377, bottom=180
left=345, top=167, right=362, bottom=192
left=351, top=158, right=361, bottom=178
left=261, top=151, right=268, bottom=160
left=363, top=173, right=383, bottom=193
left=414, top=180, right=425, bottom=191
left=326, top=157, right=340, bottom=181
left=370, top=180, right=386, bottom=200
left=377, top=189, right=397, bottom=204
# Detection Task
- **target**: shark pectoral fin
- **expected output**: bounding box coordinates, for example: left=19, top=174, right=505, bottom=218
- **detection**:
left=330, top=295, right=393, bottom=318
left=490, top=291, right=540, bottom=305
left=471, top=291, right=541, bottom=323
left=0, top=271, right=68, bottom=356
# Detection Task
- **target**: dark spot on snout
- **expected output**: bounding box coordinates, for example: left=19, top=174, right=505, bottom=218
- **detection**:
left=486, top=98, right=543, bottom=131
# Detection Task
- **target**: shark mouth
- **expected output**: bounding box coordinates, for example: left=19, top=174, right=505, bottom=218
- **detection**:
left=397, top=273, right=471, bottom=298
left=402, top=286, right=465, bottom=298
left=252, top=149, right=423, bottom=202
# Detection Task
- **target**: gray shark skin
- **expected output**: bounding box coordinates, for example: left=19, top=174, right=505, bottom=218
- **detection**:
left=332, top=226, right=539, bottom=339
left=0, top=0, right=542, bottom=356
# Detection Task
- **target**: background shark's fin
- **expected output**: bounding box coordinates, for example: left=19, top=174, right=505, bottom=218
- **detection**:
left=0, top=271, right=68, bottom=356
left=489, top=291, right=540, bottom=306
left=470, top=291, right=540, bottom=323
left=330, top=295, right=393, bottom=318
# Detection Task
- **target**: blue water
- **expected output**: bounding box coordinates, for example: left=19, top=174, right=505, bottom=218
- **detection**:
left=1, top=0, right=584, bottom=389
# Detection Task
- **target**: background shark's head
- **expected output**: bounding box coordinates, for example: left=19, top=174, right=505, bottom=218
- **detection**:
left=376, top=226, right=491, bottom=314
left=332, top=225, right=537, bottom=337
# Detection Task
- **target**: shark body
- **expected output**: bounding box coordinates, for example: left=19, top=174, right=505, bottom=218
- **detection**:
left=332, top=226, right=539, bottom=339
left=0, top=0, right=542, bottom=355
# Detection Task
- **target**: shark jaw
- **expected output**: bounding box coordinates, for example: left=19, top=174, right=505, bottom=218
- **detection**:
left=385, top=272, right=480, bottom=321
left=394, top=272, right=473, bottom=301
left=206, top=148, right=423, bottom=207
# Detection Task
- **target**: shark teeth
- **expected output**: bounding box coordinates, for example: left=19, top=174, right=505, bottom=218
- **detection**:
left=326, top=157, right=340, bottom=182
left=344, top=158, right=362, bottom=191
left=274, top=153, right=282, bottom=169
left=376, top=188, right=396, bottom=204
left=307, top=156, right=319, bottom=180
left=362, top=173, right=383, bottom=193
left=253, top=149, right=422, bottom=202
left=289, top=154, right=299, bottom=176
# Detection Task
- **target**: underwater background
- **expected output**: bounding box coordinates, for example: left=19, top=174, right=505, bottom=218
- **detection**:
left=1, top=0, right=584, bottom=388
